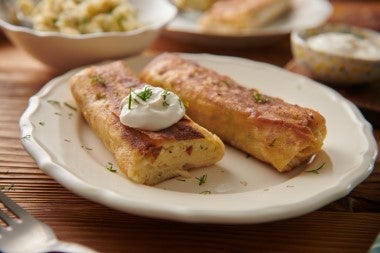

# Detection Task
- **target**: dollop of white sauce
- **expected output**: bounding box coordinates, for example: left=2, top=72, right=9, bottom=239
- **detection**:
left=307, top=32, right=380, bottom=60
left=120, top=85, right=185, bottom=131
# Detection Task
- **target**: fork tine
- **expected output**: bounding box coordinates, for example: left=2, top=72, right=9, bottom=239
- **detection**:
left=0, top=191, right=29, bottom=221
left=0, top=207, right=17, bottom=226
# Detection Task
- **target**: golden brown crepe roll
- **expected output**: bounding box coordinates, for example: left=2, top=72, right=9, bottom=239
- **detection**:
left=69, top=61, right=224, bottom=185
left=140, top=53, right=327, bottom=172
left=200, top=0, right=292, bottom=34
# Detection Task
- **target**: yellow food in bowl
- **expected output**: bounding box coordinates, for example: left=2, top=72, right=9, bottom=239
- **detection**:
left=16, top=0, right=141, bottom=34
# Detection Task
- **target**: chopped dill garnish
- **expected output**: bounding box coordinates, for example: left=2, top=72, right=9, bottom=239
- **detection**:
left=39, top=122, right=45, bottom=126
left=162, top=90, right=170, bottom=107
left=128, top=88, right=133, bottom=110
left=136, top=86, right=153, bottom=101
left=116, top=16, right=125, bottom=29
left=200, top=190, right=211, bottom=194
left=90, top=75, right=106, bottom=86
left=0, top=184, right=15, bottom=192
left=195, top=174, right=207, bottom=186
left=240, top=180, right=248, bottom=186
left=47, top=100, right=61, bottom=107
left=64, top=102, right=77, bottom=111
left=252, top=91, right=270, bottom=103
left=79, top=17, right=89, bottom=26
left=96, top=93, right=106, bottom=100
left=269, top=138, right=276, bottom=147
left=106, top=162, right=116, bottom=173
left=221, top=80, right=230, bottom=87
left=305, top=162, right=326, bottom=174
left=81, top=145, right=92, bottom=151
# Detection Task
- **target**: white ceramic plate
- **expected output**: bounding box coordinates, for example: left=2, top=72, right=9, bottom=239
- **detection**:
left=19, top=53, right=377, bottom=224
left=165, top=0, right=332, bottom=47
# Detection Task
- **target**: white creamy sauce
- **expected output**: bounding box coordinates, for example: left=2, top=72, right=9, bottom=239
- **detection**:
left=120, top=85, right=185, bottom=131
left=307, top=32, right=380, bottom=60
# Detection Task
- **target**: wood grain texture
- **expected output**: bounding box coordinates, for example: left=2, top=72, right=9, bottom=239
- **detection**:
left=1, top=1, right=380, bottom=252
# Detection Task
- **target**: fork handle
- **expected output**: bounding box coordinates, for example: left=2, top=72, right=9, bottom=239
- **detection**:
left=40, top=240, right=99, bottom=253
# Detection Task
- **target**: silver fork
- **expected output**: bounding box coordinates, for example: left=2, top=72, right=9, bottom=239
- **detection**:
left=0, top=191, right=98, bottom=253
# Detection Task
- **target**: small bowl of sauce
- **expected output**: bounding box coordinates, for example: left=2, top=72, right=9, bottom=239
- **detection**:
left=291, top=24, right=380, bottom=85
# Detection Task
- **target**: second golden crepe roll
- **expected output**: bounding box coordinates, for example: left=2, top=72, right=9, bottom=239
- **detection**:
left=140, top=53, right=327, bottom=172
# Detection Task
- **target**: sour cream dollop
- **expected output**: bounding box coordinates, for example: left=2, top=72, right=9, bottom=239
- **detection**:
left=120, top=85, right=185, bottom=131
left=307, top=32, right=380, bottom=60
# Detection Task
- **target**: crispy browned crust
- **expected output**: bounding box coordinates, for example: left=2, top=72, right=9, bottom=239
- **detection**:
left=140, top=53, right=327, bottom=172
left=70, top=61, right=205, bottom=157
left=69, top=60, right=224, bottom=184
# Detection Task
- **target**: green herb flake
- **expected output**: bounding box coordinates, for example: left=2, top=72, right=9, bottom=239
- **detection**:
left=0, top=184, right=15, bottom=192
left=90, top=75, right=106, bottom=86
left=200, top=190, right=211, bottom=195
left=80, top=17, right=89, bottom=26
left=252, top=91, right=270, bottom=103
left=183, top=100, right=190, bottom=108
left=81, top=145, right=92, bottom=151
left=162, top=90, right=170, bottom=107
left=106, top=162, right=117, bottom=173
left=269, top=138, right=276, bottom=147
left=221, top=80, right=230, bottom=87
left=195, top=174, right=207, bottom=186
left=64, top=102, right=77, bottom=111
left=47, top=100, right=61, bottom=107
left=240, top=180, right=248, bottom=186
left=116, top=16, right=125, bottom=29
left=128, top=88, right=133, bottom=110
left=136, top=86, right=153, bottom=101
left=96, top=93, right=106, bottom=100
left=305, top=162, right=326, bottom=174
left=38, top=122, right=45, bottom=126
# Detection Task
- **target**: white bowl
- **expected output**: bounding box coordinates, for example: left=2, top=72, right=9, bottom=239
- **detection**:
left=291, top=24, right=380, bottom=86
left=0, top=0, right=177, bottom=71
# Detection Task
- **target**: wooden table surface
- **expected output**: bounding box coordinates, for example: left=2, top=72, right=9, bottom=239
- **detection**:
left=0, top=1, right=379, bottom=252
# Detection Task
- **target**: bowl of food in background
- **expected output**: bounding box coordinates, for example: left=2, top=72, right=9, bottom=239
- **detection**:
left=291, top=23, right=380, bottom=86
left=0, top=0, right=177, bottom=71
